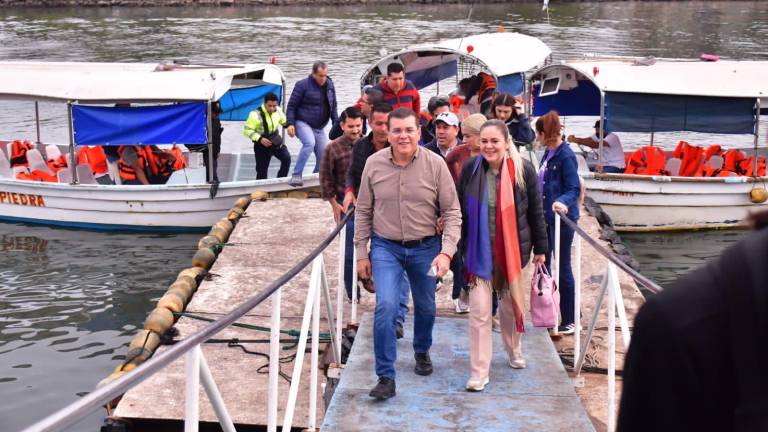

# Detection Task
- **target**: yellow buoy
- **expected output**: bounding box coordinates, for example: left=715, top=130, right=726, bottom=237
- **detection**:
left=125, top=347, right=154, bottom=364
left=234, top=196, right=250, bottom=210
left=97, top=371, right=125, bottom=388
left=287, top=191, right=309, bottom=199
left=251, top=191, right=268, bottom=201
left=209, top=227, right=229, bottom=243
left=170, top=278, right=195, bottom=295
left=158, top=292, right=185, bottom=313
left=197, top=235, right=219, bottom=250
left=750, top=187, right=768, bottom=204
left=128, top=330, right=162, bottom=353
left=192, top=248, right=216, bottom=269
left=175, top=274, right=198, bottom=291
left=114, top=361, right=138, bottom=373
left=227, top=207, right=245, bottom=221
left=179, top=267, right=206, bottom=281
left=215, top=218, right=234, bottom=232
left=144, top=307, right=175, bottom=334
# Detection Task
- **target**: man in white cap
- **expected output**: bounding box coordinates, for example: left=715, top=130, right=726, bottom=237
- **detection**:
left=424, top=111, right=460, bottom=160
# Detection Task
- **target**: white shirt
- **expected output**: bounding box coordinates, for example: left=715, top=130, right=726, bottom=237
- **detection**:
left=591, top=133, right=625, bottom=168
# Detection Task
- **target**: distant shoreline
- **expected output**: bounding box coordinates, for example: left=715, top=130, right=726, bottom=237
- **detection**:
left=0, top=0, right=748, bottom=8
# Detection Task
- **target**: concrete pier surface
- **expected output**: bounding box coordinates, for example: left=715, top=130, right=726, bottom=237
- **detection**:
left=114, top=196, right=645, bottom=430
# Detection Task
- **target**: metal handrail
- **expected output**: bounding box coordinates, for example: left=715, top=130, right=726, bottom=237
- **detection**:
left=555, top=210, right=662, bottom=294
left=22, top=209, right=355, bottom=432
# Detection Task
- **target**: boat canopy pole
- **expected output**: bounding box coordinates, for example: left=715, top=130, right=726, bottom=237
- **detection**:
left=598, top=91, right=605, bottom=173
left=34, top=102, right=41, bottom=145
left=755, top=98, right=761, bottom=175
left=206, top=101, right=214, bottom=185
left=650, top=131, right=655, bottom=146
left=67, top=102, right=78, bottom=185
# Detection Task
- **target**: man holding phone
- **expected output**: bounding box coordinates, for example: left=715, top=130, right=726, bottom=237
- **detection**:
left=355, top=107, right=462, bottom=400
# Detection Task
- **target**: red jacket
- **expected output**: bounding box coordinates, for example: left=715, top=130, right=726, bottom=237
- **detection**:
left=377, top=78, right=421, bottom=113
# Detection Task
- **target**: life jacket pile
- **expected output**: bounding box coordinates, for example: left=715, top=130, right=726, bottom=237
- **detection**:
left=624, top=146, right=666, bottom=175
left=9, top=140, right=33, bottom=167
left=655, top=140, right=767, bottom=177
left=77, top=146, right=109, bottom=176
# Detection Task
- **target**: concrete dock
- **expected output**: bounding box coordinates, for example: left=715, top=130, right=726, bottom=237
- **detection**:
left=112, top=196, right=645, bottom=431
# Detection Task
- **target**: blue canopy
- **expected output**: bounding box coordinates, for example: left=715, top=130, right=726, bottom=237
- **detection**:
left=604, top=93, right=756, bottom=134
left=533, top=82, right=601, bottom=117
left=218, top=84, right=282, bottom=121
left=73, top=102, right=208, bottom=146
left=497, top=73, right=524, bottom=97
left=407, top=61, right=458, bottom=90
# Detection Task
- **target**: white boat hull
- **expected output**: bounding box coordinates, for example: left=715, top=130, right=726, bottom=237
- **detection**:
left=0, top=175, right=319, bottom=231
left=583, top=174, right=768, bottom=232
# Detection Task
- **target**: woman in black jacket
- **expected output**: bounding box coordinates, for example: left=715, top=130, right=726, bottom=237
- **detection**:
left=457, top=119, right=548, bottom=392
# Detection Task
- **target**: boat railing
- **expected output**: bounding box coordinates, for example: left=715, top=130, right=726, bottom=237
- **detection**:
left=554, top=210, right=662, bottom=431
left=21, top=209, right=355, bottom=432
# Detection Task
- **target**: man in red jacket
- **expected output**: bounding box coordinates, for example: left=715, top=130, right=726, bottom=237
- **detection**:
left=376, top=63, right=421, bottom=113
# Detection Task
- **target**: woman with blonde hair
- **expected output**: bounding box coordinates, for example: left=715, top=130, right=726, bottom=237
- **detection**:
left=457, top=119, right=548, bottom=391
left=536, top=110, right=581, bottom=335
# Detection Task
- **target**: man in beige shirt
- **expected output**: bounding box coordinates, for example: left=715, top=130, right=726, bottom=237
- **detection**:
left=355, top=107, right=462, bottom=400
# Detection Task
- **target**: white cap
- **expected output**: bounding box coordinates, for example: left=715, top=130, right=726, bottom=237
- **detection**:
left=434, top=111, right=460, bottom=127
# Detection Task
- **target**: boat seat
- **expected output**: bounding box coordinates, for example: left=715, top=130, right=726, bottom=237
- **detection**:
left=12, top=165, right=29, bottom=177
left=575, top=154, right=590, bottom=173
left=0, top=149, right=11, bottom=178
left=107, top=160, right=122, bottom=185
left=27, top=149, right=53, bottom=175
left=664, top=158, right=682, bottom=176
left=0, top=142, right=8, bottom=160
left=708, top=155, right=724, bottom=170
left=45, top=144, right=62, bottom=161
left=76, top=164, right=98, bottom=184
left=165, top=168, right=206, bottom=185
left=57, top=169, right=72, bottom=183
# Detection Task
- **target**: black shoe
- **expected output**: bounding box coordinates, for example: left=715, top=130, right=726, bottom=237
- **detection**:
left=558, top=323, right=576, bottom=335
left=414, top=352, right=433, bottom=376
left=396, top=321, right=404, bottom=339
left=369, top=377, right=396, bottom=400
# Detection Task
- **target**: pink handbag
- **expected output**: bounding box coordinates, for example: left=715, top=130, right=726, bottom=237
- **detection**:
left=530, top=263, right=560, bottom=328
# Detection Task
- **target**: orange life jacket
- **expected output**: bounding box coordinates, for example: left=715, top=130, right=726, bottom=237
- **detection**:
left=674, top=141, right=704, bottom=177
left=449, top=95, right=464, bottom=113
left=723, top=149, right=746, bottom=173
left=10, top=140, right=33, bottom=167
left=78, top=146, right=109, bottom=175
left=704, top=144, right=723, bottom=160
left=16, top=169, right=58, bottom=183
left=117, top=145, right=148, bottom=182
left=47, top=154, right=69, bottom=173
left=625, top=146, right=666, bottom=175
left=170, top=145, right=186, bottom=171
left=739, top=156, right=767, bottom=177
left=477, top=72, right=496, bottom=105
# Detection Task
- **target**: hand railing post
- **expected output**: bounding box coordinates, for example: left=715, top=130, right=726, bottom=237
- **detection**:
left=309, top=257, right=322, bottom=430
left=267, top=286, right=281, bottom=432
left=609, top=263, right=632, bottom=350
left=574, top=234, right=582, bottom=365
left=351, top=247, right=358, bottom=324
left=282, top=256, right=322, bottom=431
left=185, top=345, right=200, bottom=432
left=198, top=348, right=236, bottom=432
left=554, top=212, right=561, bottom=331
left=607, top=263, right=617, bottom=431
left=336, top=226, right=345, bottom=359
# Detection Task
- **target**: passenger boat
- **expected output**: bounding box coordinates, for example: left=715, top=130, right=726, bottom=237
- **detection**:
left=0, top=62, right=318, bottom=231
left=361, top=31, right=551, bottom=113
left=530, top=57, right=768, bottom=231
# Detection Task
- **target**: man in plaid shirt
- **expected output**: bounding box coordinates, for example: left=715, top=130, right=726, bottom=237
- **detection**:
left=320, top=106, right=365, bottom=299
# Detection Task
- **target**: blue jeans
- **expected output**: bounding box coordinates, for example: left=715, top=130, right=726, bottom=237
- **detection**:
left=546, top=219, right=576, bottom=326
left=370, top=235, right=440, bottom=379
left=293, top=120, right=327, bottom=176
left=601, top=166, right=624, bottom=174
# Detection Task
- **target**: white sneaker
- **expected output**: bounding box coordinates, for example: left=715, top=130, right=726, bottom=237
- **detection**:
left=458, top=290, right=470, bottom=313
left=492, top=316, right=501, bottom=333
left=288, top=174, right=303, bottom=187
left=465, top=375, right=489, bottom=392
left=509, top=357, right=527, bottom=369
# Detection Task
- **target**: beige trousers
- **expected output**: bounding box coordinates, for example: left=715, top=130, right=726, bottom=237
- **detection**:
left=469, top=277, right=522, bottom=379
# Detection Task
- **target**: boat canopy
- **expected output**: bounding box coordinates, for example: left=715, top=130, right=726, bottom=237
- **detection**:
left=531, top=58, right=767, bottom=135
left=361, top=32, right=551, bottom=97
left=0, top=62, right=286, bottom=146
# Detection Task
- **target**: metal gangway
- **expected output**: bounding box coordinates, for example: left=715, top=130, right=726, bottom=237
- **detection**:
left=20, top=204, right=663, bottom=432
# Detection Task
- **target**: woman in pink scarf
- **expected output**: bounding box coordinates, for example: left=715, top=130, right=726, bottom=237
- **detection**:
left=456, top=120, right=548, bottom=392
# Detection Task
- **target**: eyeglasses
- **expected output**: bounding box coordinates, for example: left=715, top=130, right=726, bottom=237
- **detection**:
left=389, top=128, right=419, bottom=136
